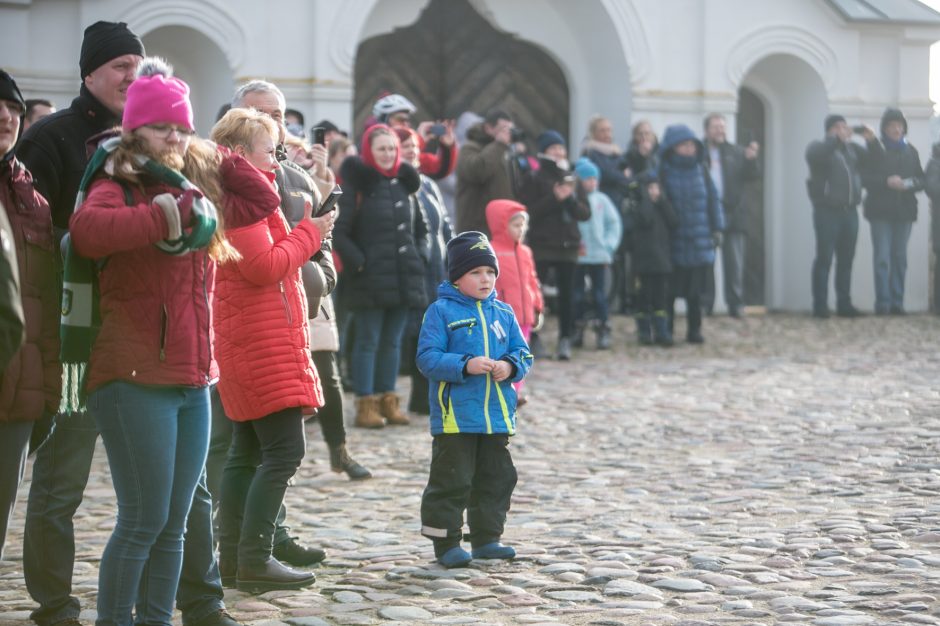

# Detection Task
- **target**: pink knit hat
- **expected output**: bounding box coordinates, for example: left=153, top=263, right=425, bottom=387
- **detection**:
left=122, top=58, right=194, bottom=132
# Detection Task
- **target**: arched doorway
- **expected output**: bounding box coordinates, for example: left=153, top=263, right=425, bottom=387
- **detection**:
left=741, top=54, right=828, bottom=311
left=140, top=25, right=234, bottom=135
left=736, top=86, right=766, bottom=307
left=353, top=0, right=569, bottom=142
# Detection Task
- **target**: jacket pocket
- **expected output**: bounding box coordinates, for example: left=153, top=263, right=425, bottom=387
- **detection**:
left=279, top=281, right=293, bottom=325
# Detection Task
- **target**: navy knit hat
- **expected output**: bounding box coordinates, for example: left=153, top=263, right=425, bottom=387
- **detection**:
left=447, top=231, right=499, bottom=282
left=824, top=114, right=846, bottom=133
left=537, top=129, right=565, bottom=153
left=80, top=21, right=145, bottom=78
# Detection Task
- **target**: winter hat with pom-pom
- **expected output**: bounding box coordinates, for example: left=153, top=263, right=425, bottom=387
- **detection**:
left=122, top=57, right=194, bottom=133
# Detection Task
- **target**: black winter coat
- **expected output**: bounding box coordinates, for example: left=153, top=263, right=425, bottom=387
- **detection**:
left=16, top=86, right=120, bottom=235
left=805, top=136, right=871, bottom=210
left=520, top=157, right=591, bottom=263
left=334, top=157, right=429, bottom=310
left=631, top=186, right=678, bottom=275
left=703, top=142, right=760, bottom=233
left=862, top=140, right=924, bottom=223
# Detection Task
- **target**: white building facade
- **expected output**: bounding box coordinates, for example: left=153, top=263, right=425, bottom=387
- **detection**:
left=3, top=0, right=940, bottom=312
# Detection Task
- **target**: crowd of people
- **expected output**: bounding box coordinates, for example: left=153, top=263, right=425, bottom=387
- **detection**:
left=1, top=17, right=939, bottom=626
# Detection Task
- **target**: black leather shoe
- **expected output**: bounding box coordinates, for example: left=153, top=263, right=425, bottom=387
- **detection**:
left=273, top=537, right=326, bottom=566
left=236, top=558, right=316, bottom=594
left=186, top=609, right=243, bottom=626
left=687, top=332, right=705, bottom=344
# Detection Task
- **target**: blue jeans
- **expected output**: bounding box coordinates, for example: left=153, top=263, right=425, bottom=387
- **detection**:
left=574, top=264, right=610, bottom=325
left=869, top=219, right=912, bottom=313
left=24, top=411, right=224, bottom=626
left=350, top=307, right=409, bottom=397
left=812, top=207, right=858, bottom=313
left=90, top=382, right=210, bottom=626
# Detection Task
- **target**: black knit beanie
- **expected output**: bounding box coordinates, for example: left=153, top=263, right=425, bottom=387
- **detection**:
left=447, top=231, right=499, bottom=282
left=79, top=21, right=145, bottom=78
left=0, top=70, right=24, bottom=110
left=824, top=114, right=846, bottom=133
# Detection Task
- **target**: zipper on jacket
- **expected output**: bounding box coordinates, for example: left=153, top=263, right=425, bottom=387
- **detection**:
left=475, top=300, right=493, bottom=434
left=203, top=255, right=211, bottom=382
left=160, top=304, right=168, bottom=362
left=280, top=281, right=293, bottom=325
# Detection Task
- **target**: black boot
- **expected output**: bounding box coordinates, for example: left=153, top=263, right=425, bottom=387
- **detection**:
left=329, top=443, right=372, bottom=481
left=273, top=536, right=326, bottom=566
left=236, top=557, right=316, bottom=594
left=651, top=311, right=673, bottom=347
left=571, top=320, right=586, bottom=349
left=218, top=551, right=237, bottom=589
left=595, top=321, right=612, bottom=350
left=635, top=314, right=653, bottom=345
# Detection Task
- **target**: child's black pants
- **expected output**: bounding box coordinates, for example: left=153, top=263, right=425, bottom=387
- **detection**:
left=421, top=433, right=517, bottom=557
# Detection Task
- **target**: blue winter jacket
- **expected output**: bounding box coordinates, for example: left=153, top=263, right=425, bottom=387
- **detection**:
left=577, top=190, right=622, bottom=264
left=417, top=281, right=533, bottom=436
left=659, top=124, right=724, bottom=267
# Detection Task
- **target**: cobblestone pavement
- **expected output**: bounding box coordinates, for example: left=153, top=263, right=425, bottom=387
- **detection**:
left=3, top=313, right=940, bottom=626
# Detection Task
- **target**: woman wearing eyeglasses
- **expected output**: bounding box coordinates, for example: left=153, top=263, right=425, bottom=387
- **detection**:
left=67, top=58, right=237, bottom=625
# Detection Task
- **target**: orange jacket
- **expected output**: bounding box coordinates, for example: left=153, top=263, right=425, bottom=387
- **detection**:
left=214, top=158, right=324, bottom=421
left=486, top=199, right=542, bottom=328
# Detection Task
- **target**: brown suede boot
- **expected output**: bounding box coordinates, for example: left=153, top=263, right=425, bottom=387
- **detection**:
left=354, top=395, right=384, bottom=429
left=379, top=392, right=410, bottom=425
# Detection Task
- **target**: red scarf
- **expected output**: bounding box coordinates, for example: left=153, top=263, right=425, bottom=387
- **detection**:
left=360, top=123, right=401, bottom=177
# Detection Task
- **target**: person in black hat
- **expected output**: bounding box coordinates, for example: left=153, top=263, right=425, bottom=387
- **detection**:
left=16, top=25, right=241, bottom=626
left=805, top=114, right=876, bottom=318
left=417, top=231, right=533, bottom=569
left=0, top=69, right=57, bottom=564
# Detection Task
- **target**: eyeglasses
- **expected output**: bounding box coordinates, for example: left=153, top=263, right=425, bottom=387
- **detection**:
left=145, top=124, right=196, bottom=139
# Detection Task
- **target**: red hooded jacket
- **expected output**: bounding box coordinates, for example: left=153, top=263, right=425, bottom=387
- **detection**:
left=485, top=199, right=543, bottom=328
left=214, top=155, right=324, bottom=421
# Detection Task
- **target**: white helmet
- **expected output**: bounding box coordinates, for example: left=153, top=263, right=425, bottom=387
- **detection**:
left=373, top=93, right=417, bottom=120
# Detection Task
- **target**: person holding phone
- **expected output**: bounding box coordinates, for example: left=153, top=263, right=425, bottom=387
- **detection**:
left=372, top=93, right=457, bottom=180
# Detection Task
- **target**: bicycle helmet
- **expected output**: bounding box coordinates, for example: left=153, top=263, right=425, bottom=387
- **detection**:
left=372, top=93, right=417, bottom=121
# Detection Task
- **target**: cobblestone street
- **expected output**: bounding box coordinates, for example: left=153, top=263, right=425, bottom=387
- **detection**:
left=2, top=313, right=940, bottom=626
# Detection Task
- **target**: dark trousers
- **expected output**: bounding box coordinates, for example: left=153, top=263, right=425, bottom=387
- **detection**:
left=574, top=264, right=610, bottom=325
left=24, top=411, right=223, bottom=625
left=668, top=265, right=707, bottom=338
left=401, top=322, right=430, bottom=415
left=206, top=387, right=291, bottom=547
left=0, top=421, right=32, bottom=558
left=311, top=350, right=347, bottom=447
left=536, top=259, right=577, bottom=339
left=219, top=407, right=305, bottom=566
left=636, top=272, right=669, bottom=315
left=812, top=206, right=858, bottom=313
left=421, top=434, right=517, bottom=557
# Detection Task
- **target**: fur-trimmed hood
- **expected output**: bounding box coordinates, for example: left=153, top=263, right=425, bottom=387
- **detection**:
left=339, top=155, right=420, bottom=194
left=581, top=138, right=622, bottom=157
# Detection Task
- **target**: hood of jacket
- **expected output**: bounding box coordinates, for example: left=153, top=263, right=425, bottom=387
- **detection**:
left=659, top=124, right=704, bottom=160
left=339, top=155, right=420, bottom=194
left=486, top=199, right=527, bottom=247
left=465, top=122, right=495, bottom=147
left=881, top=107, right=908, bottom=136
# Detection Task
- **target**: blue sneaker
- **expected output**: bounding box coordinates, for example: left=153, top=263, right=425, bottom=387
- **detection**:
left=438, top=546, right=472, bottom=568
left=471, top=542, right=516, bottom=560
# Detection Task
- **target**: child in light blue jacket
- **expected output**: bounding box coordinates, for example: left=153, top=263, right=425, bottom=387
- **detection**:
left=417, top=231, right=533, bottom=568
left=574, top=157, right=622, bottom=349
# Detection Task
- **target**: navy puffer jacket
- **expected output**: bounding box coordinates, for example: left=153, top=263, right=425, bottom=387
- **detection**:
left=658, top=125, right=724, bottom=268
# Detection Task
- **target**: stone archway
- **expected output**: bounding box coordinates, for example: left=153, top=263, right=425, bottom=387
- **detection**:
left=353, top=0, right=569, bottom=142
left=740, top=54, right=828, bottom=312
left=140, top=25, right=234, bottom=135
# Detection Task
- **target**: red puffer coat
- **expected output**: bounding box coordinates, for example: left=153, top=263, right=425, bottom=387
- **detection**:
left=214, top=157, right=324, bottom=422
left=70, top=176, right=217, bottom=393
left=486, top=199, right=543, bottom=327
left=0, top=157, right=61, bottom=421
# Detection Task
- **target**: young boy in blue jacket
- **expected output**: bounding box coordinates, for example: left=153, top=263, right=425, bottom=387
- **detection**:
left=417, top=231, right=534, bottom=568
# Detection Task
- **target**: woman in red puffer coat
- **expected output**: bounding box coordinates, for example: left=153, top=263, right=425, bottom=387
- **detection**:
left=210, top=107, right=335, bottom=593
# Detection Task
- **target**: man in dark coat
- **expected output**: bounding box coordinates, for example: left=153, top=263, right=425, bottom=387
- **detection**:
left=702, top=113, right=760, bottom=318
left=456, top=109, right=519, bottom=236
left=861, top=108, right=924, bottom=315
left=16, top=23, right=241, bottom=626
left=805, top=114, right=875, bottom=318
